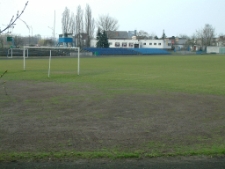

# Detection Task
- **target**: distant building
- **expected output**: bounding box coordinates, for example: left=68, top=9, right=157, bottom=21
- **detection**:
left=169, top=37, right=188, bottom=50
left=58, top=33, right=74, bottom=47
left=216, top=36, right=225, bottom=46
left=74, top=33, right=88, bottom=47
left=207, top=46, right=225, bottom=54
left=106, top=31, right=129, bottom=39
left=90, top=30, right=172, bottom=49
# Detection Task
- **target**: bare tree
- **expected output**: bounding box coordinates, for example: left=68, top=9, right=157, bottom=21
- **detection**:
left=217, top=34, right=225, bottom=46
left=61, top=7, right=75, bottom=36
left=180, top=34, right=196, bottom=48
left=96, top=14, right=119, bottom=31
left=43, top=38, right=55, bottom=46
left=179, top=34, right=189, bottom=39
left=136, top=30, right=149, bottom=38
left=13, top=36, right=24, bottom=47
left=161, top=29, right=166, bottom=39
left=196, top=24, right=215, bottom=47
left=150, top=32, right=157, bottom=39
left=0, top=35, right=4, bottom=48
left=76, top=5, right=83, bottom=48
left=0, top=1, right=29, bottom=34
left=85, top=4, right=95, bottom=47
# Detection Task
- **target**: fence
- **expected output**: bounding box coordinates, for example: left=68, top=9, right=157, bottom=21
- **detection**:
left=84, top=48, right=170, bottom=56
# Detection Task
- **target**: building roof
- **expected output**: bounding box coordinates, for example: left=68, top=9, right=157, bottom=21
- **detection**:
left=175, top=38, right=187, bottom=45
left=59, top=33, right=73, bottom=38
left=106, top=31, right=129, bottom=39
left=128, top=31, right=136, bottom=38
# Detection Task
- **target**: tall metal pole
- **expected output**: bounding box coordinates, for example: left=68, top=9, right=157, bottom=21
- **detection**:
left=53, top=10, right=56, bottom=41
left=48, top=11, right=56, bottom=46
left=19, top=18, right=30, bottom=45
left=30, top=26, right=33, bottom=36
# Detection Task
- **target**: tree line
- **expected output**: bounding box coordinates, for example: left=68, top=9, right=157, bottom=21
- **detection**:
left=61, top=4, right=119, bottom=48
left=177, top=24, right=217, bottom=49
left=0, top=34, right=56, bottom=48
left=0, top=3, right=119, bottom=49
left=0, top=2, right=222, bottom=49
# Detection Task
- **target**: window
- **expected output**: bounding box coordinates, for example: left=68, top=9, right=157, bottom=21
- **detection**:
left=149, top=43, right=152, bottom=45
left=129, top=43, right=134, bottom=47
left=143, top=43, right=146, bottom=45
left=158, top=43, right=161, bottom=45
left=122, top=42, right=127, bottom=47
left=168, top=43, right=171, bottom=46
left=115, top=42, right=120, bottom=47
left=109, top=42, right=112, bottom=46
left=154, top=43, right=157, bottom=45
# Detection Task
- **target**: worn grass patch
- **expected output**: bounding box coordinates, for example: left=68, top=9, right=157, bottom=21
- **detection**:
left=1, top=55, right=225, bottom=161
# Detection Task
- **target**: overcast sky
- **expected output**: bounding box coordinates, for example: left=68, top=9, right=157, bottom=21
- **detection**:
left=1, top=0, right=225, bottom=38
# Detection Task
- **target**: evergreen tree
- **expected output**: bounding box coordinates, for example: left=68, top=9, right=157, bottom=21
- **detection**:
left=96, top=28, right=102, bottom=47
left=154, top=36, right=159, bottom=39
left=101, top=31, right=109, bottom=48
left=161, top=30, right=166, bottom=39
left=96, top=29, right=109, bottom=48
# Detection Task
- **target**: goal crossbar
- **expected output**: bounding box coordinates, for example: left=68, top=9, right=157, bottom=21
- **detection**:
left=23, top=46, right=80, bottom=76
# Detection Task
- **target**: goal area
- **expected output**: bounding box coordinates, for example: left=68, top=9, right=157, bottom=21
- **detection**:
left=23, top=46, right=80, bottom=77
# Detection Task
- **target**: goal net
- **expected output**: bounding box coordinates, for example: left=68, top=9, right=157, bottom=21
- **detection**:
left=23, top=46, right=80, bottom=77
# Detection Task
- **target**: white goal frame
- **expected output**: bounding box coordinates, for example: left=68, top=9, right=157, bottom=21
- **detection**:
left=7, top=48, right=28, bottom=58
left=7, top=48, right=13, bottom=58
left=23, top=46, right=80, bottom=76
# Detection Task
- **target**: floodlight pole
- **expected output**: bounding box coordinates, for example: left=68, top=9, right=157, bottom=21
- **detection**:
left=19, top=18, right=30, bottom=45
left=30, top=26, right=33, bottom=36
left=48, top=10, right=56, bottom=46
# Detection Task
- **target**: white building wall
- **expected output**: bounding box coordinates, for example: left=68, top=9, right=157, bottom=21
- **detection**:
left=207, top=46, right=220, bottom=53
left=90, top=39, right=97, bottom=47
left=108, top=39, right=139, bottom=48
left=139, top=39, right=171, bottom=49
left=90, top=39, right=172, bottom=49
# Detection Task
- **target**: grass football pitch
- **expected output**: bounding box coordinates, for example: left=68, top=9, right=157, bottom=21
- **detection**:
left=0, top=55, right=225, bottom=161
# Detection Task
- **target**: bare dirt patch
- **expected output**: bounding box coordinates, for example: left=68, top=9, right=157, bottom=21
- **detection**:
left=0, top=81, right=225, bottom=153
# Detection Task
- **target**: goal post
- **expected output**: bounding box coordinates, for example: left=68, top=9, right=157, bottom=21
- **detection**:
left=7, top=48, right=28, bottom=58
left=23, top=46, right=80, bottom=76
left=7, top=49, right=13, bottom=58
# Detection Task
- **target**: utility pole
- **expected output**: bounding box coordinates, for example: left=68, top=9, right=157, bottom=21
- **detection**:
left=19, top=18, right=30, bottom=45
left=48, top=11, right=56, bottom=46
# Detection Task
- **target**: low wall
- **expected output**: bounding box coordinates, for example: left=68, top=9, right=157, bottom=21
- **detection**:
left=207, top=46, right=219, bottom=54
left=70, top=52, right=92, bottom=57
